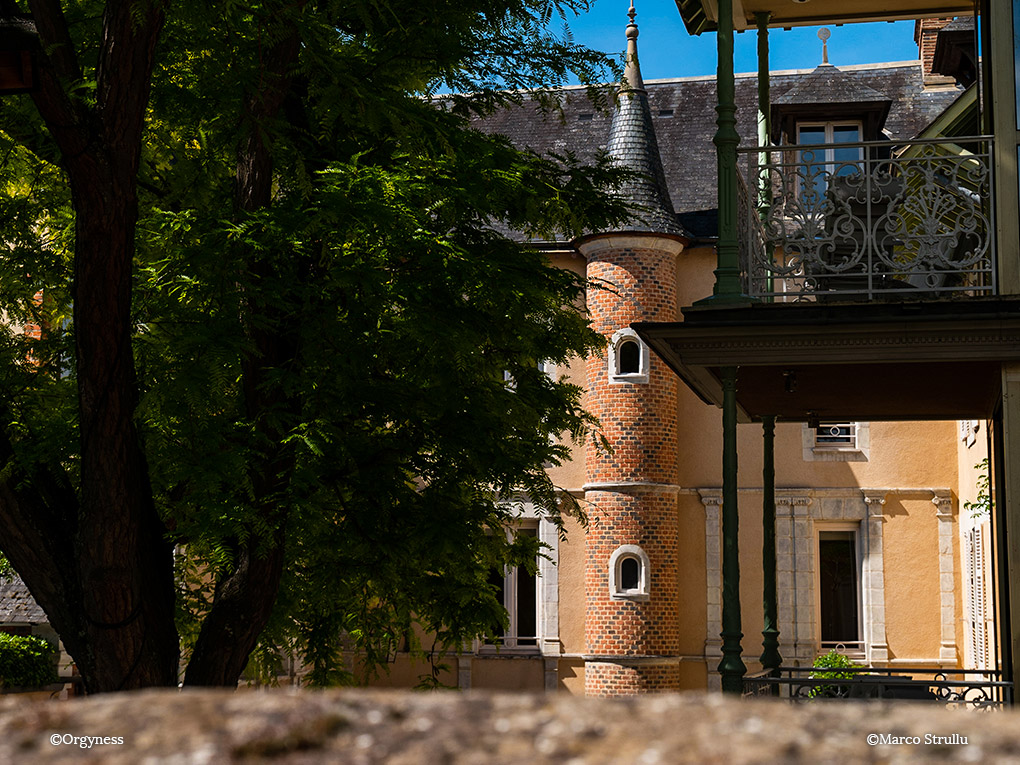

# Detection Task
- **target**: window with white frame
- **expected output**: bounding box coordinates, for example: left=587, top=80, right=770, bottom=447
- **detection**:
left=797, top=121, right=863, bottom=204
left=816, top=527, right=864, bottom=655
left=608, top=328, right=649, bottom=385
left=485, top=525, right=539, bottom=649
left=803, top=422, right=869, bottom=462
left=609, top=544, right=650, bottom=601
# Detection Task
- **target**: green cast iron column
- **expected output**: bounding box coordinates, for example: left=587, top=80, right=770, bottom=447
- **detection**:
left=719, top=366, right=746, bottom=692
left=705, top=0, right=743, bottom=303
left=756, top=12, right=773, bottom=297
left=756, top=11, right=771, bottom=207
left=760, top=415, right=781, bottom=685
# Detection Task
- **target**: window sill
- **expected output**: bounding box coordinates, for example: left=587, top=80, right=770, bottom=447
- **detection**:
left=474, top=645, right=542, bottom=656
left=808, top=447, right=868, bottom=463
left=610, top=373, right=649, bottom=385
left=611, top=592, right=650, bottom=602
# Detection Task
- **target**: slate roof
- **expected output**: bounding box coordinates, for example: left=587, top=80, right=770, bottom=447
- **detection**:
left=0, top=575, right=47, bottom=625
left=773, top=63, right=889, bottom=107
left=941, top=17, right=975, bottom=33
left=473, top=62, right=963, bottom=241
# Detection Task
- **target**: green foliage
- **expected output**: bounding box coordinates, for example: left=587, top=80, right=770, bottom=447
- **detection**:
left=808, top=649, right=858, bottom=699
left=0, top=633, right=58, bottom=689
left=0, top=0, right=634, bottom=688
left=964, top=459, right=991, bottom=519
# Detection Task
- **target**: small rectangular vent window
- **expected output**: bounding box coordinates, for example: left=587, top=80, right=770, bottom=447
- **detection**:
left=815, top=423, right=856, bottom=448
left=658, top=109, right=674, bottom=118
left=578, top=113, right=594, bottom=121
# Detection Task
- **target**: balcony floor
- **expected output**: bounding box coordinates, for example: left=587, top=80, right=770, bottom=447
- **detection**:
left=635, top=297, right=1020, bottom=422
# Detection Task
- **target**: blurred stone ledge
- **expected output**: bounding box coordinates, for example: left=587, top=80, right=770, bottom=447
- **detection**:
left=0, top=688, right=1014, bottom=763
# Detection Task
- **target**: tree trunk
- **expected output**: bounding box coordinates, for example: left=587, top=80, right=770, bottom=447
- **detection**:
left=68, top=164, right=180, bottom=692
left=0, top=0, right=181, bottom=693
left=182, top=9, right=303, bottom=686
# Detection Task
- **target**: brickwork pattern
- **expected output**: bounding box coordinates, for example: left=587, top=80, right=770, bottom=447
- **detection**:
left=584, top=661, right=680, bottom=696
left=586, top=249, right=678, bottom=485
left=585, top=490, right=679, bottom=656
left=583, top=241, right=680, bottom=696
left=914, top=18, right=952, bottom=78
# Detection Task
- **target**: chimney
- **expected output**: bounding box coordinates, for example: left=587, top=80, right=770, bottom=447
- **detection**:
left=914, top=18, right=953, bottom=82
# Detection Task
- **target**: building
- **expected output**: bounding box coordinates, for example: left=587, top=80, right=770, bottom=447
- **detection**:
left=4, top=6, right=1005, bottom=702
left=359, top=7, right=1010, bottom=700
left=636, top=0, right=1015, bottom=700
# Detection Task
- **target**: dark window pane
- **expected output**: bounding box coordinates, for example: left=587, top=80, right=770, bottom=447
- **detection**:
left=819, top=536, right=859, bottom=643
left=516, top=565, right=537, bottom=645
left=816, top=423, right=855, bottom=446
left=832, top=125, right=860, bottom=143
left=798, top=125, right=825, bottom=144
left=620, top=557, right=640, bottom=590
left=619, top=340, right=640, bottom=374
left=487, top=565, right=506, bottom=641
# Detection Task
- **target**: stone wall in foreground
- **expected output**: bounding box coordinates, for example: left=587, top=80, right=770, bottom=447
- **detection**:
left=1, top=688, right=1015, bottom=763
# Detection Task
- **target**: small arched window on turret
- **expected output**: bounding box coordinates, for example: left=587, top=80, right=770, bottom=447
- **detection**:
left=609, top=545, right=650, bottom=601
left=608, top=328, right=649, bottom=384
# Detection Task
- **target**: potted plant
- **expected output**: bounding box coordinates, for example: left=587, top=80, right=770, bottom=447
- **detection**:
left=808, top=648, right=857, bottom=699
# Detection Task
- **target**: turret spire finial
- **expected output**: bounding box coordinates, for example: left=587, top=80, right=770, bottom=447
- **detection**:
left=623, top=0, right=642, bottom=91
left=818, top=27, right=831, bottom=65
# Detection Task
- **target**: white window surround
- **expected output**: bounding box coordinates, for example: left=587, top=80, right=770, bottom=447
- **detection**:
left=608, top=544, right=650, bottom=601
left=471, top=501, right=562, bottom=660
left=537, top=360, right=556, bottom=379
left=607, top=328, right=649, bottom=385
left=699, top=487, right=892, bottom=689
left=802, top=422, right=869, bottom=462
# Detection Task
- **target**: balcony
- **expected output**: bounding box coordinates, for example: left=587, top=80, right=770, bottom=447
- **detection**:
left=743, top=666, right=1012, bottom=709
left=738, top=137, right=995, bottom=302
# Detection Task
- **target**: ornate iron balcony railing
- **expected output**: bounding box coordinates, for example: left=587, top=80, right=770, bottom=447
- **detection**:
left=743, top=665, right=1012, bottom=709
left=737, top=137, right=995, bottom=302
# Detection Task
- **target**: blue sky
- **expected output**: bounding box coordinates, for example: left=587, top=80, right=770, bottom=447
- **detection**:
left=563, top=0, right=922, bottom=80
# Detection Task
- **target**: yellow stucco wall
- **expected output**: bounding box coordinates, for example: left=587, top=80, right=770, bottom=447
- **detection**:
left=882, top=495, right=944, bottom=662
left=471, top=657, right=545, bottom=690
left=558, top=514, right=587, bottom=656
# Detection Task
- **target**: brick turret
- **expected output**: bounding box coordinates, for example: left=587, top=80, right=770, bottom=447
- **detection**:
left=575, top=1, right=687, bottom=696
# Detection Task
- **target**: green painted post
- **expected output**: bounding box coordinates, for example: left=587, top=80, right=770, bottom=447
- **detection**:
left=756, top=12, right=774, bottom=299
left=704, top=0, right=744, bottom=303
left=760, top=415, right=781, bottom=688
left=719, top=366, right=746, bottom=692
left=756, top=12, right=771, bottom=208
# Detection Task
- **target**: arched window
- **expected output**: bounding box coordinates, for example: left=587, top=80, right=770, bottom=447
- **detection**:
left=608, top=329, right=649, bottom=384
left=609, top=545, right=650, bottom=601
left=618, top=339, right=640, bottom=374
left=620, top=556, right=640, bottom=590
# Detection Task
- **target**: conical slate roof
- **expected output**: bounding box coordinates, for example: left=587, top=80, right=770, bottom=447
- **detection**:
left=605, top=3, right=686, bottom=236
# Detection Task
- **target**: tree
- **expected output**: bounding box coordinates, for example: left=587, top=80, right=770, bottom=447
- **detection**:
left=0, top=0, right=629, bottom=691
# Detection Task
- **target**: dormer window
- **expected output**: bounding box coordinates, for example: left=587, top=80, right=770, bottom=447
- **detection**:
left=608, top=328, right=649, bottom=384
